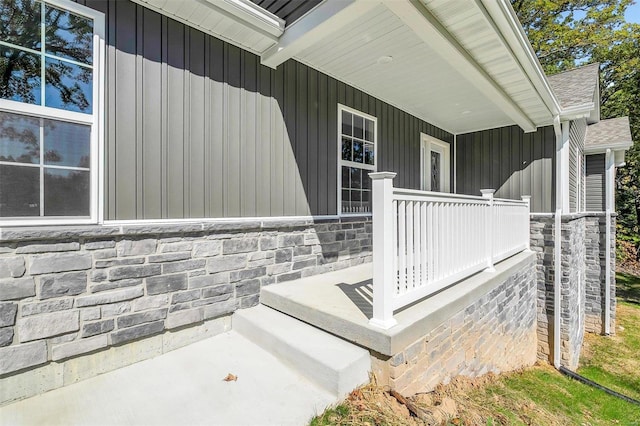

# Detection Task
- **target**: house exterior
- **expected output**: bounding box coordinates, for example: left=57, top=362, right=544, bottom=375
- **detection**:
left=0, top=0, right=634, bottom=404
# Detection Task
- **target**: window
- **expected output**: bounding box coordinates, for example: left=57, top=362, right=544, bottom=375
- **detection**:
left=0, top=0, right=103, bottom=224
left=338, top=105, right=376, bottom=214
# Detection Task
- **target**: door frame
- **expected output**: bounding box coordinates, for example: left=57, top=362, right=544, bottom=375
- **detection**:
left=420, top=133, right=451, bottom=192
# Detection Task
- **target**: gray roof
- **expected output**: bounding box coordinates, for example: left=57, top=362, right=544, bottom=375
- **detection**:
left=547, top=63, right=599, bottom=109
left=585, top=117, right=633, bottom=152
left=249, top=0, right=322, bottom=26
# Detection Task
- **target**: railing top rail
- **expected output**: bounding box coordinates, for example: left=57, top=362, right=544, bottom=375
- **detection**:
left=392, top=188, right=528, bottom=205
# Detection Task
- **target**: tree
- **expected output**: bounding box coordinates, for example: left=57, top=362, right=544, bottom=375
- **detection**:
left=512, top=0, right=640, bottom=250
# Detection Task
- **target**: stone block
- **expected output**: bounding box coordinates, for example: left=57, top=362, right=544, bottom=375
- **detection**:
left=165, top=308, right=203, bottom=329
left=0, top=277, right=35, bottom=301
left=292, top=258, right=316, bottom=270
left=52, top=335, right=108, bottom=361
left=85, top=241, right=116, bottom=250
left=110, top=320, right=164, bottom=345
left=117, top=308, right=167, bottom=328
left=236, top=279, right=260, bottom=297
left=206, top=254, right=247, bottom=273
left=192, top=294, right=231, bottom=307
left=201, top=284, right=232, bottom=298
left=91, top=278, right=142, bottom=293
left=230, top=267, right=266, bottom=283
left=0, top=341, right=47, bottom=375
left=148, top=252, right=192, bottom=263
left=189, top=273, right=228, bottom=289
left=101, top=302, right=131, bottom=318
left=95, top=258, right=145, bottom=268
left=93, top=249, right=118, bottom=260
left=0, top=302, right=17, bottom=327
left=162, top=259, right=206, bottom=274
left=17, top=310, right=79, bottom=342
left=117, top=239, right=157, bottom=256
left=132, top=294, right=169, bottom=312
left=192, top=241, right=221, bottom=258
left=82, top=319, right=115, bottom=337
left=0, top=257, right=25, bottom=278
left=259, top=236, right=277, bottom=251
left=16, top=242, right=79, bottom=254
left=22, top=299, right=74, bottom=317
left=276, top=271, right=301, bottom=283
left=146, top=273, right=187, bottom=295
left=202, top=300, right=236, bottom=320
left=171, top=290, right=201, bottom=304
left=239, top=294, right=259, bottom=309
left=275, top=249, right=292, bottom=264
left=278, top=234, right=304, bottom=248
left=222, top=238, right=259, bottom=255
left=29, top=253, right=92, bottom=275
left=108, top=264, right=161, bottom=281
left=39, top=271, right=87, bottom=299
left=0, top=327, right=13, bottom=347
left=81, top=307, right=101, bottom=321
left=91, top=269, right=108, bottom=282
left=160, top=241, right=193, bottom=253
left=76, top=287, right=144, bottom=307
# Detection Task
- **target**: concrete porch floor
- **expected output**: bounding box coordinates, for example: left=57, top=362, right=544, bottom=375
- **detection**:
left=0, top=331, right=335, bottom=426
left=261, top=251, right=536, bottom=357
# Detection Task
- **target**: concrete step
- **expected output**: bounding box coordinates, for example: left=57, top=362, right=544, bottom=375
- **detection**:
left=234, top=305, right=371, bottom=398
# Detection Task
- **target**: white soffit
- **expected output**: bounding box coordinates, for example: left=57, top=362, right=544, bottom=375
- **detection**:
left=132, top=0, right=282, bottom=55
left=292, top=3, right=524, bottom=134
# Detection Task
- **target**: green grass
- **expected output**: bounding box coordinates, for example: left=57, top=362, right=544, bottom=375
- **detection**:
left=617, top=271, right=640, bottom=304
left=576, top=272, right=640, bottom=402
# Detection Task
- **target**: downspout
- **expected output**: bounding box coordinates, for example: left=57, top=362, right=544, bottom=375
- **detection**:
left=604, top=149, right=614, bottom=335
left=453, top=134, right=457, bottom=193
left=552, top=116, right=563, bottom=369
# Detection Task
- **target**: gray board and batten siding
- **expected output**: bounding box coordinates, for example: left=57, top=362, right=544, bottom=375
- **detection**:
left=569, top=118, right=587, bottom=213
left=585, top=154, right=605, bottom=212
left=74, top=0, right=453, bottom=221
left=456, top=125, right=556, bottom=213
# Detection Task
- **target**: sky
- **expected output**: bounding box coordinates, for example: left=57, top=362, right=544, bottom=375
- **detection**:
left=626, top=1, right=640, bottom=23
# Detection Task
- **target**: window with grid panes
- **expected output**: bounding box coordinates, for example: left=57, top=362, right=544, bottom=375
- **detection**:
left=339, top=106, right=376, bottom=214
left=0, top=0, right=102, bottom=224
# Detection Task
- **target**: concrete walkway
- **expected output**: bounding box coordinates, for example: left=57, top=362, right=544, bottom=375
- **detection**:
left=0, top=331, right=336, bottom=426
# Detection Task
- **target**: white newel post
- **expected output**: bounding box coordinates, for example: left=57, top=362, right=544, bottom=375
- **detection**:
left=369, top=172, right=398, bottom=329
left=481, top=189, right=496, bottom=272
left=521, top=195, right=531, bottom=250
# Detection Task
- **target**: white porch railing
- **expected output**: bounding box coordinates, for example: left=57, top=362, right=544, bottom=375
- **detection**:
left=369, top=172, right=531, bottom=329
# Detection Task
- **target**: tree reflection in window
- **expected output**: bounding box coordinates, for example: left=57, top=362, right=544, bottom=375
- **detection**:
left=0, top=0, right=93, bottom=113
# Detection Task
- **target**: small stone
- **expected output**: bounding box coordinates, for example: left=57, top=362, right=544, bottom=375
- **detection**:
left=117, top=308, right=167, bottom=328
left=146, top=274, right=187, bottom=295
left=29, top=253, right=92, bottom=275
left=132, top=294, right=169, bottom=312
left=76, top=287, right=144, bottom=307
left=16, top=242, right=79, bottom=254
left=0, top=257, right=25, bottom=278
left=22, top=299, right=74, bottom=317
left=0, top=327, right=13, bottom=346
left=82, top=319, right=115, bottom=338
left=207, top=255, right=247, bottom=273
left=101, top=302, right=131, bottom=318
left=192, top=241, right=221, bottom=258
left=84, top=240, right=116, bottom=250
left=81, top=307, right=101, bottom=321
left=0, top=277, right=35, bottom=301
left=201, top=284, right=232, bottom=298
left=110, top=320, right=164, bottom=345
left=39, top=272, right=87, bottom=299
left=189, top=274, right=228, bottom=289
left=52, top=335, right=108, bottom=361
left=17, top=310, right=79, bottom=342
left=95, top=258, right=145, bottom=268
left=165, top=308, right=202, bottom=329
left=229, top=267, right=266, bottom=283
left=162, top=259, right=206, bottom=274
left=222, top=238, right=259, bottom=255
left=275, top=249, right=292, bottom=264
left=236, top=279, right=260, bottom=297
left=259, top=237, right=277, bottom=251
left=90, top=278, right=142, bottom=294
left=0, top=341, right=47, bottom=375
left=148, top=252, right=192, bottom=263
left=117, top=239, right=157, bottom=256
left=108, top=264, right=161, bottom=281
left=202, top=300, right=236, bottom=320
left=0, top=302, right=17, bottom=327
left=171, top=290, right=201, bottom=304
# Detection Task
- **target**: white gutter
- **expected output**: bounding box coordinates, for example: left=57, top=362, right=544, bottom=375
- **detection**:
left=604, top=149, right=615, bottom=335
left=205, top=0, right=285, bottom=37
left=552, top=116, right=564, bottom=369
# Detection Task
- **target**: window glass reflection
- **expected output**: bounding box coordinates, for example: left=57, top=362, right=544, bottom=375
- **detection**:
left=0, top=46, right=41, bottom=105
left=0, top=0, right=41, bottom=50
left=0, top=111, right=40, bottom=164
left=0, top=164, right=39, bottom=217
left=44, top=168, right=90, bottom=216
left=45, top=4, right=93, bottom=65
left=45, top=57, right=92, bottom=113
left=43, top=119, right=90, bottom=167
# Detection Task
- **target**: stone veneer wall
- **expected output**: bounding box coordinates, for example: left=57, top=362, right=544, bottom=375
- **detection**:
left=0, top=217, right=371, bottom=404
left=530, top=213, right=615, bottom=369
left=385, top=257, right=538, bottom=395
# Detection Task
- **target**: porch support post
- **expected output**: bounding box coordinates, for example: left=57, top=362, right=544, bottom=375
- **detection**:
left=369, top=172, right=398, bottom=330
left=522, top=195, right=531, bottom=250
left=481, top=189, right=496, bottom=272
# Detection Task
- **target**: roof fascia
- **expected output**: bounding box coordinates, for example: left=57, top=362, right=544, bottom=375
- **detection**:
left=205, top=0, right=285, bottom=37
left=478, top=0, right=561, bottom=117
left=260, top=0, right=380, bottom=69
left=585, top=142, right=633, bottom=155
left=384, top=0, right=536, bottom=132
left=559, top=103, right=595, bottom=121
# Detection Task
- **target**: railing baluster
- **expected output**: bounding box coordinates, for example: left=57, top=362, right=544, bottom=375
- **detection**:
left=406, top=201, right=414, bottom=292
left=420, top=202, right=427, bottom=286
left=398, top=200, right=406, bottom=295
left=414, top=201, right=421, bottom=289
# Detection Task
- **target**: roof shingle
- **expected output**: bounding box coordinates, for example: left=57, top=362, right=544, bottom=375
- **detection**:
left=547, top=63, right=599, bottom=109
left=585, top=116, right=633, bottom=152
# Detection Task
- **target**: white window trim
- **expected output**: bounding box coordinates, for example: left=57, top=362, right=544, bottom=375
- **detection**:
left=337, top=104, right=377, bottom=217
left=420, top=133, right=450, bottom=192
left=0, top=0, right=105, bottom=227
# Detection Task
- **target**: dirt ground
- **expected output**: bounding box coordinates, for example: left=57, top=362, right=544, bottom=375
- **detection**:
left=618, top=239, right=640, bottom=276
